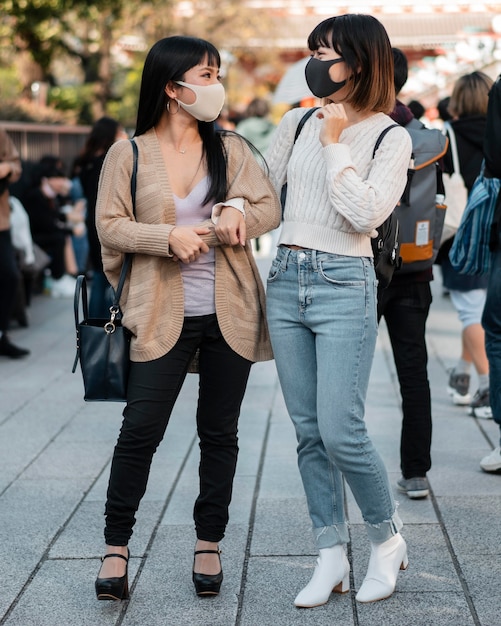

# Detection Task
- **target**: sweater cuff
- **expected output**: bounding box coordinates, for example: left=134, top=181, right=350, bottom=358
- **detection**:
left=323, top=143, right=352, bottom=173
left=211, top=197, right=245, bottom=224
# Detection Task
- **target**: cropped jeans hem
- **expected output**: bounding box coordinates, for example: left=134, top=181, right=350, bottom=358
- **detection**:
left=314, top=522, right=350, bottom=549
left=365, top=508, right=403, bottom=544
left=313, top=509, right=402, bottom=549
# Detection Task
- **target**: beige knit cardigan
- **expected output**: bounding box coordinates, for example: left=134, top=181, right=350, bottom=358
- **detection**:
left=96, top=128, right=281, bottom=363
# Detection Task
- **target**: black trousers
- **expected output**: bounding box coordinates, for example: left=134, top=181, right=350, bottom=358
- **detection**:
left=0, top=230, right=20, bottom=333
left=377, top=281, right=433, bottom=479
left=104, top=314, right=252, bottom=546
left=33, top=231, right=66, bottom=280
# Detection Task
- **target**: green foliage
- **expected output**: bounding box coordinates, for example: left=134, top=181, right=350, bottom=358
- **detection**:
left=107, top=65, right=142, bottom=128
left=0, top=67, right=22, bottom=100
left=48, top=83, right=94, bottom=111
left=0, top=0, right=273, bottom=123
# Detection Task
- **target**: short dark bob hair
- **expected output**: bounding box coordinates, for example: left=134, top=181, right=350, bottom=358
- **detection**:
left=307, top=14, right=395, bottom=114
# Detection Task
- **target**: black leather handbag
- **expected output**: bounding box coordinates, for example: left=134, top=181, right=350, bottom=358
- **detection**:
left=71, top=139, right=138, bottom=401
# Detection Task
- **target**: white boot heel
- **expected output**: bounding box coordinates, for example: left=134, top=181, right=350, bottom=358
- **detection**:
left=355, top=533, right=407, bottom=603
left=294, top=545, right=350, bottom=608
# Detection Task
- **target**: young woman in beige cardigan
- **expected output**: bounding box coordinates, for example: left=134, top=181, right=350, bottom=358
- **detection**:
left=94, top=35, right=280, bottom=601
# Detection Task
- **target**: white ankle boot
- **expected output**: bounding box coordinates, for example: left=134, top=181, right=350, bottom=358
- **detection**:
left=294, top=545, right=350, bottom=608
left=355, top=533, right=408, bottom=603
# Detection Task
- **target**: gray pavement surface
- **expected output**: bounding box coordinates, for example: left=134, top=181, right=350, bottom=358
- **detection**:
left=1, top=254, right=500, bottom=626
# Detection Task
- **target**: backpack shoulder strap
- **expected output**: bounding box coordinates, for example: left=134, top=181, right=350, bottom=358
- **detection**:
left=293, top=107, right=320, bottom=144
left=443, top=121, right=460, bottom=174
left=373, top=123, right=400, bottom=158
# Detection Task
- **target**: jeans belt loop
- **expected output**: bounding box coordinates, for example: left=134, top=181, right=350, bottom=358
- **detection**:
left=311, top=249, right=319, bottom=271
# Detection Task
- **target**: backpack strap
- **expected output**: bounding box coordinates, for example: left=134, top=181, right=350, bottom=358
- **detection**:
left=281, top=107, right=320, bottom=213
left=373, top=123, right=400, bottom=158
left=443, top=121, right=460, bottom=175
left=293, top=107, right=319, bottom=143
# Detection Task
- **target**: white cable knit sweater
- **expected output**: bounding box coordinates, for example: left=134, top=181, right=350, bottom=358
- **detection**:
left=266, top=108, right=412, bottom=257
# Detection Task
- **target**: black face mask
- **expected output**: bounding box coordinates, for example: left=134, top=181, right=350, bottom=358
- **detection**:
left=305, top=57, right=346, bottom=99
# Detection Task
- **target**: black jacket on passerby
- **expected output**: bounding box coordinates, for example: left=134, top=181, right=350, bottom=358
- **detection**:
left=78, top=154, right=105, bottom=272
left=437, top=114, right=489, bottom=291
left=483, top=75, right=501, bottom=251
left=444, top=115, right=486, bottom=191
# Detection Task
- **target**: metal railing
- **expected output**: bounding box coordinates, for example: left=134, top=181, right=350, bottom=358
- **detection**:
left=0, top=120, right=92, bottom=173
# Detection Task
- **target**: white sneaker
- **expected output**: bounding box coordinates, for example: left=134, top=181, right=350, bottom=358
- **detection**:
left=468, top=388, right=492, bottom=419
left=51, top=275, right=77, bottom=298
left=480, top=447, right=501, bottom=473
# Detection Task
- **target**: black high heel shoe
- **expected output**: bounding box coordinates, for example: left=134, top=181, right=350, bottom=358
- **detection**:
left=192, top=549, right=223, bottom=596
left=95, top=548, right=130, bottom=601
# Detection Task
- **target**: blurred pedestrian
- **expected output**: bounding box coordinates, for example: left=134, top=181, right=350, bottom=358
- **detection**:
left=0, top=127, right=29, bottom=358
left=236, top=98, right=276, bottom=154
left=73, top=116, right=127, bottom=317
left=408, top=99, right=425, bottom=121
left=438, top=72, right=493, bottom=418
left=480, top=74, right=501, bottom=472
left=377, top=47, right=439, bottom=500
left=21, top=156, right=81, bottom=298
left=236, top=98, right=277, bottom=255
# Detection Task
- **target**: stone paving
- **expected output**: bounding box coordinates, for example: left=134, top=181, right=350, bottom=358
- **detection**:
left=0, top=257, right=500, bottom=626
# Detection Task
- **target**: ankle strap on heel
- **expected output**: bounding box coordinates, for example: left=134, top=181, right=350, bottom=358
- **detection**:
left=194, top=549, right=221, bottom=555
left=101, top=552, right=129, bottom=563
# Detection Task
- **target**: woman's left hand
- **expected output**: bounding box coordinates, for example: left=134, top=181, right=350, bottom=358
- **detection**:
left=317, top=103, right=348, bottom=147
left=215, top=206, right=246, bottom=246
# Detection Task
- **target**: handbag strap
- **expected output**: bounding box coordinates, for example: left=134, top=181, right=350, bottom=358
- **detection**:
left=112, top=138, right=138, bottom=307
left=72, top=139, right=138, bottom=374
left=444, top=121, right=461, bottom=176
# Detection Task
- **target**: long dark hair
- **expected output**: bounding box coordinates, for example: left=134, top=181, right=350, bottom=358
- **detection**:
left=135, top=35, right=228, bottom=204
left=79, top=117, right=121, bottom=164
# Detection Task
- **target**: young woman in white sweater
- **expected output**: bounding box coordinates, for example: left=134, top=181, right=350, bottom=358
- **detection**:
left=265, top=14, right=412, bottom=607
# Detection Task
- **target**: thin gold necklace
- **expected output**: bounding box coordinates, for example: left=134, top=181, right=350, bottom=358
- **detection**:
left=184, top=154, right=204, bottom=193
left=174, top=137, right=200, bottom=155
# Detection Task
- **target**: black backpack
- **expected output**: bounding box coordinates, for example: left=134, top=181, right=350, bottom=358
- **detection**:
left=372, top=119, right=449, bottom=286
left=371, top=124, right=402, bottom=288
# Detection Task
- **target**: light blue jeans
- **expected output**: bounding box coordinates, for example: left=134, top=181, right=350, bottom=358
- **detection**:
left=266, top=246, right=402, bottom=548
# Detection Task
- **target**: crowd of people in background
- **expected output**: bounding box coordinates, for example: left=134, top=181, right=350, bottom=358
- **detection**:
left=0, top=50, right=499, bottom=488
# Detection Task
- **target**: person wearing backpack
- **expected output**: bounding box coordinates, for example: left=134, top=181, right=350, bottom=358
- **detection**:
left=377, top=49, right=448, bottom=500
left=265, top=15, right=412, bottom=607
left=479, top=74, right=501, bottom=472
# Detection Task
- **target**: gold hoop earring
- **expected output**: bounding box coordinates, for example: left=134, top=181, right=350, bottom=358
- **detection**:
left=166, top=99, right=180, bottom=115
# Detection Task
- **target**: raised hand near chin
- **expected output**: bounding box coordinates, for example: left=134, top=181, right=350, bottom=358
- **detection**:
left=317, top=103, right=348, bottom=147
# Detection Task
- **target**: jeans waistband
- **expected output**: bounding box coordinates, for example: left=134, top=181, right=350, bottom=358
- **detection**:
left=275, top=245, right=374, bottom=276
left=276, top=245, right=320, bottom=269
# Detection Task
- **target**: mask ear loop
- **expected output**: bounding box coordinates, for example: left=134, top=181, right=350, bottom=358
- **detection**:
left=166, top=99, right=180, bottom=115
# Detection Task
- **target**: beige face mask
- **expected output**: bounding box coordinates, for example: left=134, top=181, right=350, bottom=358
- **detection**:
left=175, top=81, right=226, bottom=122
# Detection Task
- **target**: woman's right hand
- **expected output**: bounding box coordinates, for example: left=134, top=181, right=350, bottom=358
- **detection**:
left=317, top=103, right=348, bottom=146
left=168, top=226, right=210, bottom=263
